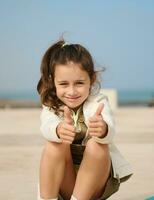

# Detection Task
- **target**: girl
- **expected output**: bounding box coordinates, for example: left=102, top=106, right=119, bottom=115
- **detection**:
left=37, top=39, right=132, bottom=200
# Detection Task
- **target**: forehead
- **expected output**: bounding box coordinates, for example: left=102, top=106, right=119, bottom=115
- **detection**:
left=54, top=62, right=89, bottom=80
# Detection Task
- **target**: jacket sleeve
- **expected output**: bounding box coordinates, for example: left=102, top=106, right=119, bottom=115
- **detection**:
left=92, top=97, right=115, bottom=144
left=40, top=105, right=62, bottom=143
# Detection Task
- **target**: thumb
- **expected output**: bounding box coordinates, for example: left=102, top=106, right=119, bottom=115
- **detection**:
left=94, top=103, right=104, bottom=116
left=64, top=106, right=73, bottom=124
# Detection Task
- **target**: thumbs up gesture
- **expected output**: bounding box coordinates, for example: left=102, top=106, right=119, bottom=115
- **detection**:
left=88, top=103, right=108, bottom=138
left=56, top=106, right=76, bottom=144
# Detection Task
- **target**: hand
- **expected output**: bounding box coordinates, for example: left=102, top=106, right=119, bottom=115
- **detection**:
left=88, top=103, right=108, bottom=138
left=56, top=106, right=76, bottom=144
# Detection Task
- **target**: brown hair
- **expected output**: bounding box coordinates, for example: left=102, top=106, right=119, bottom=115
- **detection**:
left=37, top=38, right=101, bottom=114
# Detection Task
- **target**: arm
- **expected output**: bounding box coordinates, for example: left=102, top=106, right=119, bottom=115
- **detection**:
left=40, top=105, right=62, bottom=142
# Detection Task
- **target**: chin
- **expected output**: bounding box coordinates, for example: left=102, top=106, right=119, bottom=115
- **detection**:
left=65, top=102, right=81, bottom=109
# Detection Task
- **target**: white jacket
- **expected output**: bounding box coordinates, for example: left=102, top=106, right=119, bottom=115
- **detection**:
left=40, top=91, right=133, bottom=180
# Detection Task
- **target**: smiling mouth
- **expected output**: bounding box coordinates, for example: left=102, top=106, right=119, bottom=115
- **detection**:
left=65, top=96, right=80, bottom=101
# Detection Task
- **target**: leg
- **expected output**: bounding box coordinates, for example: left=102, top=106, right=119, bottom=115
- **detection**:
left=39, top=141, right=76, bottom=199
left=72, top=139, right=111, bottom=200
left=60, top=146, right=76, bottom=200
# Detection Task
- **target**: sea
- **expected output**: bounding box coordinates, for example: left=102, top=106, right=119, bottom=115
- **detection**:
left=0, top=89, right=154, bottom=107
left=118, top=89, right=154, bottom=106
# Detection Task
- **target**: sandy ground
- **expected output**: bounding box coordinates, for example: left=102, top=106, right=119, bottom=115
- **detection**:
left=0, top=107, right=154, bottom=200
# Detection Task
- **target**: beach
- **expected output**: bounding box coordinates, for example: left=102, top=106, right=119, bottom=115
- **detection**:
left=0, top=107, right=154, bottom=200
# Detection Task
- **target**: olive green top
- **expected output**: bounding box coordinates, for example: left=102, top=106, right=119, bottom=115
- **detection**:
left=71, top=106, right=87, bottom=144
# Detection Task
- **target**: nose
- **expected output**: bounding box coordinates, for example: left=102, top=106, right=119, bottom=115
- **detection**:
left=68, top=86, right=77, bottom=96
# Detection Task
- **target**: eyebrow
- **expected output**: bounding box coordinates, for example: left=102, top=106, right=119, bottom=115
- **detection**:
left=57, top=79, right=86, bottom=83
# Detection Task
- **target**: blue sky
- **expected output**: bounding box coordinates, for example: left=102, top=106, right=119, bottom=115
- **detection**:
left=0, top=0, right=154, bottom=94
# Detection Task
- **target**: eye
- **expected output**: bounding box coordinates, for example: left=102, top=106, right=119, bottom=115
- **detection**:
left=59, top=82, right=68, bottom=86
left=76, top=81, right=84, bottom=85
left=59, top=83, right=67, bottom=85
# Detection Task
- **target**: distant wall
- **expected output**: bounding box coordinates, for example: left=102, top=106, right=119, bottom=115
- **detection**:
left=100, top=89, right=118, bottom=111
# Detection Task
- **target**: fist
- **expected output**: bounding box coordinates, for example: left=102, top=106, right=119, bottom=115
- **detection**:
left=88, top=103, right=108, bottom=138
left=56, top=106, right=76, bottom=144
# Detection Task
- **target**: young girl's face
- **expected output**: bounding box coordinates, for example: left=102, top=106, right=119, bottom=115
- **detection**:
left=54, top=62, right=91, bottom=109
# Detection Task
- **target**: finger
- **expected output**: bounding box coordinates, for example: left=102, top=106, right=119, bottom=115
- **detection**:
left=62, top=123, right=75, bottom=133
left=60, top=128, right=76, bottom=137
left=94, top=103, right=104, bottom=116
left=88, top=131, right=97, bottom=136
left=88, top=132, right=101, bottom=137
left=88, top=121, right=103, bottom=128
left=64, top=106, right=73, bottom=124
left=88, top=127, right=102, bottom=133
left=62, top=140, right=72, bottom=144
left=60, top=134, right=74, bottom=142
left=89, top=115, right=103, bottom=122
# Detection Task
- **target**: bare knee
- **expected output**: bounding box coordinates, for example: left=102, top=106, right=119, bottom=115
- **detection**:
left=43, top=141, right=70, bottom=161
left=85, top=139, right=109, bottom=160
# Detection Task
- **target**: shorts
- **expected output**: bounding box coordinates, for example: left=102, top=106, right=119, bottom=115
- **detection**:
left=70, top=144, right=121, bottom=200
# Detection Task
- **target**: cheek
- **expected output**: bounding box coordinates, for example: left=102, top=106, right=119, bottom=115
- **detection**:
left=86, top=84, right=91, bottom=92
left=81, top=85, right=90, bottom=97
left=55, top=86, right=63, bottom=97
